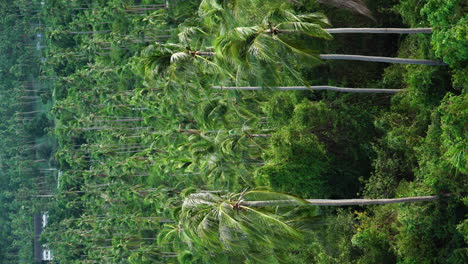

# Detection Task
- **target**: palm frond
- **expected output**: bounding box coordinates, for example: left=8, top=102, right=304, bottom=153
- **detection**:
left=273, top=35, right=321, bottom=60
left=276, top=21, right=332, bottom=39
left=246, top=34, right=276, bottom=62
left=178, top=26, right=206, bottom=45
left=243, top=190, right=308, bottom=205
left=232, top=26, right=263, bottom=40
left=217, top=202, right=251, bottom=250
left=198, top=0, right=223, bottom=17
left=182, top=192, right=222, bottom=209
left=262, top=7, right=301, bottom=24
left=194, top=54, right=231, bottom=77
left=139, top=44, right=172, bottom=77
left=297, top=12, right=331, bottom=27
left=170, top=52, right=191, bottom=64
left=240, top=205, right=303, bottom=242
left=199, top=0, right=239, bottom=30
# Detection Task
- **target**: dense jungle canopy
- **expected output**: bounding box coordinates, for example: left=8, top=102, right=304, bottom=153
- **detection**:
left=0, top=0, right=466, bottom=263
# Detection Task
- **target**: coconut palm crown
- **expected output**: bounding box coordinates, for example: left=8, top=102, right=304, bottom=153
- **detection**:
left=214, top=7, right=332, bottom=66
left=178, top=190, right=311, bottom=263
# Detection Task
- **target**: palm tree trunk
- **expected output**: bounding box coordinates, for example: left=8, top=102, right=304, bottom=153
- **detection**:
left=198, top=49, right=443, bottom=65
left=195, top=51, right=215, bottom=56
left=319, top=54, right=446, bottom=65
left=213, top=86, right=401, bottom=93
left=31, top=194, right=56, bottom=198
left=249, top=134, right=272, bottom=137
left=325, top=28, right=432, bottom=34
left=69, top=30, right=111, bottom=34
left=241, top=195, right=440, bottom=207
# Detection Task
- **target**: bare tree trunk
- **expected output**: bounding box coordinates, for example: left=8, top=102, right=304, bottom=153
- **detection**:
left=249, top=134, right=272, bottom=137
left=199, top=49, right=443, bottom=65
left=16, top=110, right=44, bottom=115
left=31, top=194, right=56, bottom=198
left=241, top=195, right=441, bottom=207
left=319, top=54, right=446, bottom=65
left=213, top=86, right=401, bottom=93
left=325, top=28, right=432, bottom=34
left=69, top=30, right=111, bottom=34
left=195, top=51, right=215, bottom=56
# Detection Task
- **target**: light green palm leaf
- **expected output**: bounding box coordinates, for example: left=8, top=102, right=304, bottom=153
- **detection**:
left=262, top=7, right=302, bottom=24
left=276, top=21, right=332, bottom=39
left=170, top=51, right=191, bottom=64
left=178, top=26, right=206, bottom=46
left=179, top=191, right=313, bottom=262
left=297, top=12, right=331, bottom=26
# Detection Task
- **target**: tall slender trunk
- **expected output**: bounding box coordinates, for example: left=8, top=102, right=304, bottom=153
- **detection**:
left=319, top=54, right=446, bottom=65
left=272, top=28, right=432, bottom=34
left=325, top=28, right=432, bottom=34
left=213, top=86, right=401, bottom=93
left=197, top=50, right=444, bottom=65
left=17, top=110, right=44, bottom=115
left=69, top=30, right=111, bottom=34
left=194, top=51, right=215, bottom=56
left=31, top=194, right=56, bottom=198
left=241, top=195, right=441, bottom=207
left=249, top=134, right=272, bottom=137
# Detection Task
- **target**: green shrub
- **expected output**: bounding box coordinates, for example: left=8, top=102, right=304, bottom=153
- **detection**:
left=421, top=0, right=467, bottom=66
left=395, top=192, right=466, bottom=264
left=25, top=113, right=51, bottom=137
left=262, top=93, right=297, bottom=126
left=256, top=124, right=330, bottom=198
left=308, top=210, right=359, bottom=264
left=396, top=0, right=429, bottom=27
left=352, top=210, right=397, bottom=264
left=438, top=93, right=467, bottom=175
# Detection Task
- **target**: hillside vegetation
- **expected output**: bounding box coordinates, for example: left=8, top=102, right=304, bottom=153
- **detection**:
left=0, top=0, right=465, bottom=263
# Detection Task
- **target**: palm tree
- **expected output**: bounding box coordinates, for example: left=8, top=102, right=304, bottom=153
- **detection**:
left=179, top=190, right=442, bottom=262
left=202, top=0, right=432, bottom=34
left=179, top=190, right=305, bottom=263
left=139, top=42, right=222, bottom=79
left=141, top=11, right=438, bottom=87
left=214, top=8, right=445, bottom=66
left=214, top=9, right=332, bottom=63
left=184, top=189, right=442, bottom=209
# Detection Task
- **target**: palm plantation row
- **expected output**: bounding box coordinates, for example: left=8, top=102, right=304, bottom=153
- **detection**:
left=147, top=5, right=443, bottom=94
left=0, top=0, right=465, bottom=263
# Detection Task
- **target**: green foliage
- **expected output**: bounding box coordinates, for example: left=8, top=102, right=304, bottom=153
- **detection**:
left=352, top=209, right=397, bottom=264
left=437, top=93, right=467, bottom=175
left=397, top=0, right=467, bottom=89
left=24, top=113, right=52, bottom=137
left=359, top=2, right=466, bottom=263
left=0, top=0, right=465, bottom=263
left=394, top=189, right=466, bottom=264
left=421, top=0, right=467, bottom=66
left=269, top=99, right=376, bottom=198
left=256, top=124, right=330, bottom=198
left=409, top=95, right=467, bottom=196
left=179, top=191, right=308, bottom=263
left=308, top=210, right=359, bottom=264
